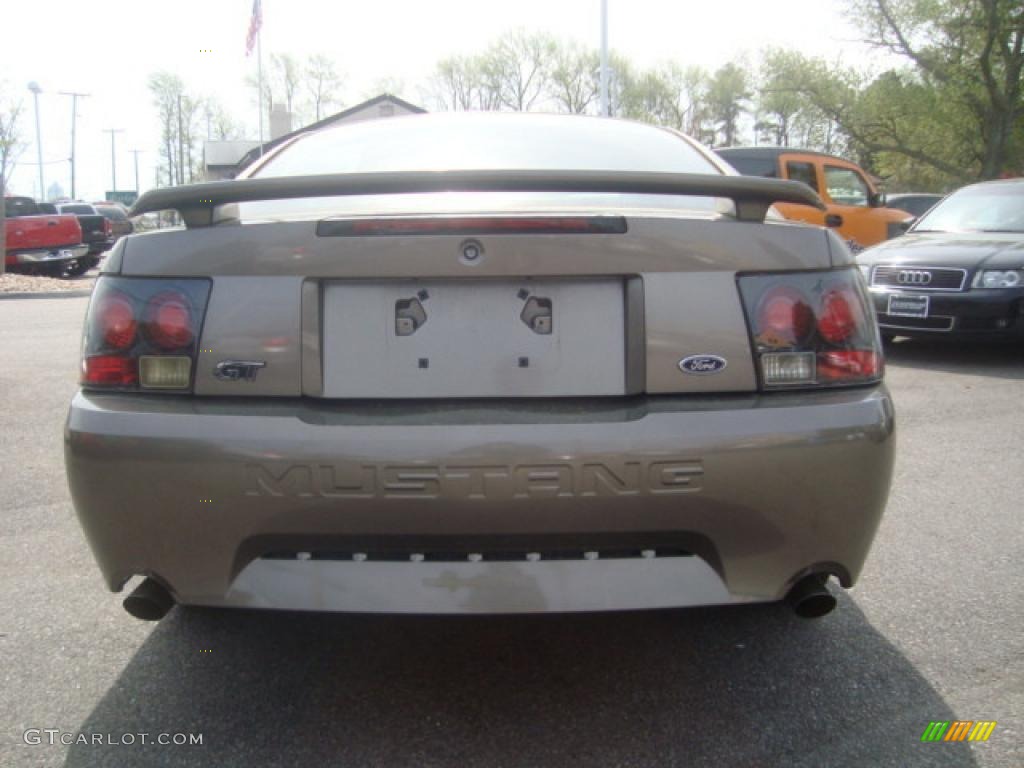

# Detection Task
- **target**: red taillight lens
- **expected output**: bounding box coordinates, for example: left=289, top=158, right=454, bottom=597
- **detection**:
left=818, top=288, right=860, bottom=343
left=97, top=292, right=137, bottom=349
left=104, top=219, right=113, bottom=236
left=818, top=350, right=882, bottom=381
left=756, top=287, right=814, bottom=346
left=739, top=268, right=883, bottom=390
left=146, top=291, right=194, bottom=350
left=83, top=355, right=138, bottom=386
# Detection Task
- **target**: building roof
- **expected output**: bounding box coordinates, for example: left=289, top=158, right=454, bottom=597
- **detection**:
left=237, top=94, right=426, bottom=171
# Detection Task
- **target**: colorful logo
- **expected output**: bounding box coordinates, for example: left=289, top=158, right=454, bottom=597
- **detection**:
left=921, top=721, right=997, bottom=742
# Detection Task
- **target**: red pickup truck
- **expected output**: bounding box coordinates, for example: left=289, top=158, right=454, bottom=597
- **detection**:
left=4, top=196, right=90, bottom=276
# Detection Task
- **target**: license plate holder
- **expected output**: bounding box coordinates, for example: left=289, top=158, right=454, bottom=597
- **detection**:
left=321, top=278, right=627, bottom=398
left=887, top=293, right=929, bottom=318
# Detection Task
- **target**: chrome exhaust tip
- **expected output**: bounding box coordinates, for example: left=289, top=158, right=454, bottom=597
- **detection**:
left=786, top=574, right=837, bottom=619
left=123, top=577, right=175, bottom=621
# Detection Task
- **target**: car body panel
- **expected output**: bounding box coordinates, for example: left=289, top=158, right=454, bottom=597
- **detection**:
left=65, top=385, right=894, bottom=611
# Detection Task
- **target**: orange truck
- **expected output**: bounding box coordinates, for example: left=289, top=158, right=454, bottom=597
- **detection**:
left=715, top=147, right=912, bottom=251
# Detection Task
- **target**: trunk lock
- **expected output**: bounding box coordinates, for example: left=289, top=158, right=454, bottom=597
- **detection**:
left=520, top=295, right=553, bottom=335
left=395, top=296, right=428, bottom=336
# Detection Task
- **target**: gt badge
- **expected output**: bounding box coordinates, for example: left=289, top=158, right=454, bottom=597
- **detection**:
left=214, top=360, right=266, bottom=382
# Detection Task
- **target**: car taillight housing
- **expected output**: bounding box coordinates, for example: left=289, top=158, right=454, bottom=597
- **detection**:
left=739, top=268, right=883, bottom=390
left=81, top=276, right=211, bottom=391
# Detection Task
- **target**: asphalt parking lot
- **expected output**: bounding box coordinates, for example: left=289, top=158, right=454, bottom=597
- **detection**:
left=0, top=294, right=1021, bottom=767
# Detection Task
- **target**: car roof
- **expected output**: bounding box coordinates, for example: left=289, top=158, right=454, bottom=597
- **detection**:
left=714, top=146, right=839, bottom=162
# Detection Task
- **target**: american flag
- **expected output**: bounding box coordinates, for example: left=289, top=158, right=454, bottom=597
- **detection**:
left=245, top=0, right=262, bottom=56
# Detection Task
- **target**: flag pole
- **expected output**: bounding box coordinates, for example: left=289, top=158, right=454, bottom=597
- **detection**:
left=257, top=5, right=264, bottom=156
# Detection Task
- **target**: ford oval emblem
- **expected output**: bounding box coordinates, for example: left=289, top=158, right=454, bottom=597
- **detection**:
left=678, top=355, right=728, bottom=375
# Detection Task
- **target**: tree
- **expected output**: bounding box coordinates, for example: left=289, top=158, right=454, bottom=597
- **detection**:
left=431, top=55, right=502, bottom=111
left=148, top=73, right=205, bottom=186
left=706, top=61, right=751, bottom=147
left=621, top=63, right=709, bottom=136
left=548, top=43, right=599, bottom=114
left=756, top=50, right=805, bottom=146
left=0, top=90, right=22, bottom=195
left=0, top=87, right=24, bottom=276
left=271, top=53, right=303, bottom=119
left=850, top=0, right=1024, bottom=179
left=149, top=72, right=184, bottom=186
left=305, top=54, right=344, bottom=121
left=603, top=52, right=637, bottom=118
left=202, top=98, right=243, bottom=141
left=481, top=30, right=556, bottom=111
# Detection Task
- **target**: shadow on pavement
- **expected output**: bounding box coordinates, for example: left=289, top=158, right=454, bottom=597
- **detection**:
left=884, top=337, right=1023, bottom=380
left=65, top=594, right=976, bottom=767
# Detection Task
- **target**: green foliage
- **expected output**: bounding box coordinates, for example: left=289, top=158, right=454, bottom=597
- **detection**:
left=847, top=0, right=1024, bottom=181
left=706, top=62, right=751, bottom=147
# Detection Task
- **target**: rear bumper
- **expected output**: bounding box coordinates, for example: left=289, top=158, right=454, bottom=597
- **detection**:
left=65, top=387, right=895, bottom=613
left=6, top=243, right=89, bottom=265
left=871, top=287, right=1024, bottom=338
left=86, top=238, right=114, bottom=255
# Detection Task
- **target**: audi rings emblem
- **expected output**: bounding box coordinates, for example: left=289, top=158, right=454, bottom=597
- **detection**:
left=897, top=270, right=933, bottom=285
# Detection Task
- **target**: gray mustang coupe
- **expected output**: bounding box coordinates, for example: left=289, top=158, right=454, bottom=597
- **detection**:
left=64, top=113, right=894, bottom=622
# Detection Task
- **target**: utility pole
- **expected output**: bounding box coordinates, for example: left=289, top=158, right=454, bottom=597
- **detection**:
left=58, top=91, right=89, bottom=199
left=103, top=128, right=124, bottom=192
left=28, top=82, right=45, bottom=201
left=176, top=94, right=184, bottom=185
left=599, top=0, right=609, bottom=117
left=130, top=149, right=142, bottom=192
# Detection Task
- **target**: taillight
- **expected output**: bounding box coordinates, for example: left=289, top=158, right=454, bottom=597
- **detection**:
left=145, top=291, right=194, bottom=349
left=83, top=355, right=138, bottom=386
left=739, top=268, right=882, bottom=390
left=81, top=277, right=211, bottom=392
left=97, top=291, right=137, bottom=349
left=103, top=219, right=113, bottom=237
left=756, top=286, right=814, bottom=346
left=817, top=287, right=860, bottom=344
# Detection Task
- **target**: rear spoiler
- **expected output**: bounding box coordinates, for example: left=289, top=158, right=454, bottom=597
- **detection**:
left=130, top=170, right=825, bottom=228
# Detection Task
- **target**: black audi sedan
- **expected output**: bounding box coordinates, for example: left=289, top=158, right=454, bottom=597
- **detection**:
left=857, top=179, right=1024, bottom=340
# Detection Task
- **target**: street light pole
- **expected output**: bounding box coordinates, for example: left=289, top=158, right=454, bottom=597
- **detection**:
left=104, top=128, right=124, bottom=193
left=28, top=82, right=44, bottom=200
left=130, top=149, right=142, bottom=193
left=58, top=91, right=89, bottom=199
left=599, top=0, right=609, bottom=117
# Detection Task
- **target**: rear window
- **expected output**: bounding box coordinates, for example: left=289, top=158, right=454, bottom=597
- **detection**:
left=4, top=197, right=39, bottom=217
left=253, top=114, right=719, bottom=178
left=716, top=154, right=778, bottom=178
left=96, top=206, right=127, bottom=220
left=60, top=204, right=96, bottom=215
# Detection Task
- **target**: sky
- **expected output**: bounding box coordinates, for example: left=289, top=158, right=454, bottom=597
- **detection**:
left=1, top=0, right=873, bottom=201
